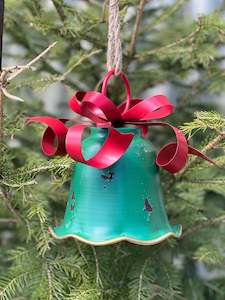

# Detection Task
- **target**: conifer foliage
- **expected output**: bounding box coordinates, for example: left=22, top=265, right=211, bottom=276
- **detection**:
left=1, top=1, right=225, bottom=299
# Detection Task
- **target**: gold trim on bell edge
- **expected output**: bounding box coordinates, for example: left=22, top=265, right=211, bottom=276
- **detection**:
left=48, top=226, right=182, bottom=246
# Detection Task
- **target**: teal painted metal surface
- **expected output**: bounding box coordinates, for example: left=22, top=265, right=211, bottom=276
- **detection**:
left=50, top=127, right=182, bottom=245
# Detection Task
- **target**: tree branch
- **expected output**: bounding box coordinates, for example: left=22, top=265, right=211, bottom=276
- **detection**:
left=0, top=42, right=57, bottom=138
left=0, top=90, right=3, bottom=140
left=52, top=0, right=66, bottom=22
left=124, top=0, right=146, bottom=73
left=7, top=42, right=57, bottom=82
left=91, top=246, right=103, bottom=289
left=181, top=215, right=225, bottom=239
left=136, top=18, right=203, bottom=60
left=127, top=0, right=146, bottom=59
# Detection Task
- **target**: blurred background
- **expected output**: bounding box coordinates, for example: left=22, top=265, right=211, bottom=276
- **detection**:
left=4, top=0, right=225, bottom=114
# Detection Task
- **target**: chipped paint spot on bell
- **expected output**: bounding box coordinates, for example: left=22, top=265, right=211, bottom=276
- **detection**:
left=70, top=204, right=75, bottom=211
left=101, top=171, right=114, bottom=181
left=144, top=198, right=153, bottom=212
left=71, top=192, right=75, bottom=200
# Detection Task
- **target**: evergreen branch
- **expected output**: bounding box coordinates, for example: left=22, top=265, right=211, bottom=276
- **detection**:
left=193, top=245, right=225, bottom=265
left=42, top=61, right=81, bottom=90
left=181, top=111, right=225, bottom=137
left=58, top=49, right=102, bottom=82
left=0, top=188, right=23, bottom=223
left=0, top=272, right=30, bottom=300
left=178, top=131, right=225, bottom=176
left=0, top=179, right=37, bottom=188
left=18, top=159, right=72, bottom=176
left=136, top=18, right=202, bottom=59
left=181, top=215, right=225, bottom=238
left=148, top=0, right=186, bottom=28
left=187, top=179, right=225, bottom=184
left=65, top=288, right=101, bottom=300
left=46, top=263, right=53, bottom=300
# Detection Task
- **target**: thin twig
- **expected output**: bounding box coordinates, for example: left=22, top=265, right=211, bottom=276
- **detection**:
left=75, top=241, right=88, bottom=264
left=52, top=0, right=66, bottom=22
left=1, top=87, right=24, bottom=102
left=7, top=42, right=57, bottom=82
left=91, top=246, right=103, bottom=288
left=138, top=259, right=147, bottom=300
left=0, top=218, right=17, bottom=224
left=181, top=215, right=225, bottom=238
left=127, top=0, right=146, bottom=59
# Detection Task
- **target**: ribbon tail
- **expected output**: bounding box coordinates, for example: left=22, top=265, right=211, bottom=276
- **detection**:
left=27, top=116, right=68, bottom=156
left=146, top=121, right=217, bottom=172
left=188, top=146, right=218, bottom=166
left=65, top=125, right=134, bottom=168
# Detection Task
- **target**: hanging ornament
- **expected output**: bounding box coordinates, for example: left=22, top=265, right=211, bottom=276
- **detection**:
left=28, top=69, right=215, bottom=245
left=27, top=0, right=216, bottom=245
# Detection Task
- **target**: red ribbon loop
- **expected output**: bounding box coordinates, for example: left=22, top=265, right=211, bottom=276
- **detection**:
left=65, top=125, right=134, bottom=168
left=122, top=95, right=173, bottom=121
left=101, top=69, right=131, bottom=114
left=28, top=70, right=216, bottom=173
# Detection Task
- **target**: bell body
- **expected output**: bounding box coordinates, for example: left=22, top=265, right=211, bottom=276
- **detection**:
left=50, top=127, right=182, bottom=245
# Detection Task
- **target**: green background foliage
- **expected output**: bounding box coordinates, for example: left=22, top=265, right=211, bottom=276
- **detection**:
left=1, top=0, right=225, bottom=299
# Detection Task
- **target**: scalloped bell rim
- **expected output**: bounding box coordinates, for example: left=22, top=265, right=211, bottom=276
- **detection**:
left=48, top=225, right=182, bottom=246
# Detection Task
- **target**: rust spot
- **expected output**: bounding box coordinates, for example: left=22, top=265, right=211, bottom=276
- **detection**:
left=71, top=192, right=75, bottom=200
left=144, top=199, right=153, bottom=212
left=101, top=172, right=114, bottom=181
left=70, top=204, right=75, bottom=211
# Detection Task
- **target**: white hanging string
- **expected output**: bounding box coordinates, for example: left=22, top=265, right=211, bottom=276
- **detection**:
left=107, top=0, right=122, bottom=75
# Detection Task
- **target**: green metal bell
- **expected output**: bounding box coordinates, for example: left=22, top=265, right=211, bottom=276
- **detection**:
left=49, top=127, right=182, bottom=245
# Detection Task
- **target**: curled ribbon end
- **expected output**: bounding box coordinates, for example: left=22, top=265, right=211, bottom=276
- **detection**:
left=27, top=116, right=68, bottom=157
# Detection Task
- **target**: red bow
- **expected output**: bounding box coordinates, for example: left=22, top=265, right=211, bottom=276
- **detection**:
left=27, top=70, right=215, bottom=173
